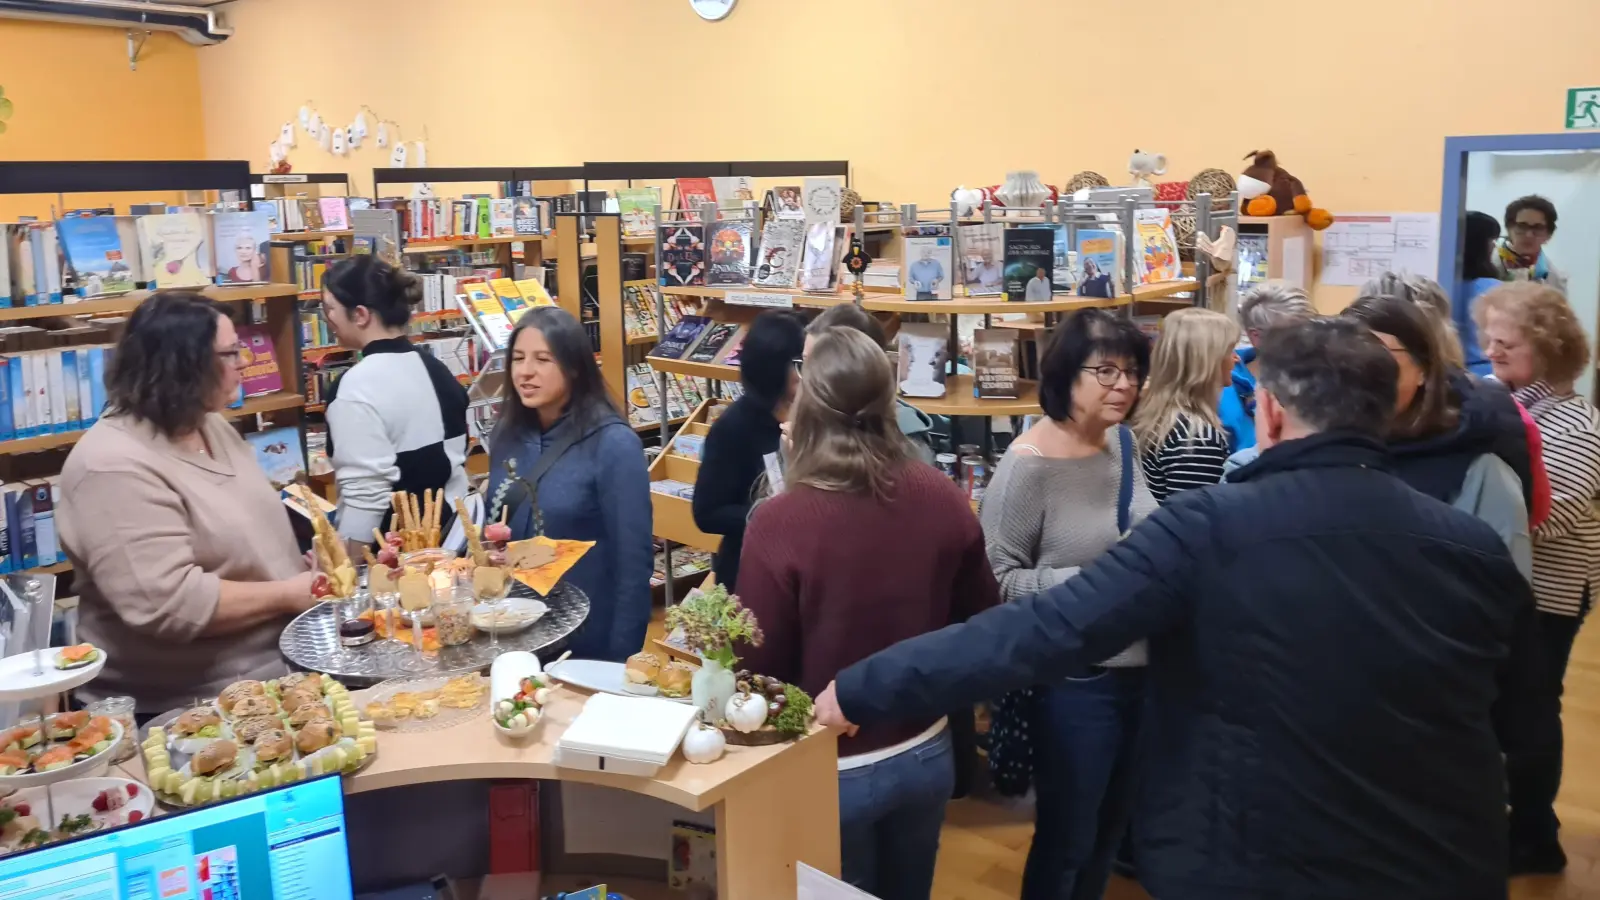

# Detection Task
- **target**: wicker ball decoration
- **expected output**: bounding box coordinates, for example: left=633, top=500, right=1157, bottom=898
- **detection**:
left=1064, top=171, right=1110, bottom=195
left=1187, top=168, right=1236, bottom=209
left=1173, top=212, right=1198, bottom=262
left=838, top=187, right=862, bottom=222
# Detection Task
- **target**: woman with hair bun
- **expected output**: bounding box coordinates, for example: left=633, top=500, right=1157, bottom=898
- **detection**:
left=320, top=255, right=470, bottom=547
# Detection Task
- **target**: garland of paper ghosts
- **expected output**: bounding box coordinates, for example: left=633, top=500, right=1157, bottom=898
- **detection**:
left=268, top=101, right=428, bottom=170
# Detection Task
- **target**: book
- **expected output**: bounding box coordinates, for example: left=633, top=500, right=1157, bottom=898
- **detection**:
left=513, top=277, right=554, bottom=307
left=799, top=223, right=842, bottom=292
left=317, top=197, right=349, bottom=231
left=974, top=328, right=1020, bottom=399
left=1074, top=229, right=1121, bottom=298
left=615, top=187, right=661, bottom=237
left=511, top=196, right=542, bottom=236
left=29, top=482, right=56, bottom=567
left=622, top=282, right=659, bottom=340
left=658, top=224, right=706, bottom=287
left=112, top=216, right=144, bottom=284
left=957, top=224, right=1004, bottom=296
left=297, top=198, right=326, bottom=231
left=687, top=322, right=741, bottom=363
left=351, top=208, right=402, bottom=266
left=236, top=323, right=282, bottom=396
left=1134, top=207, right=1181, bottom=283
left=475, top=198, right=492, bottom=238
left=752, top=219, right=805, bottom=288
left=773, top=185, right=805, bottom=219
left=490, top=199, right=516, bottom=237
left=56, top=216, right=135, bottom=298
left=705, top=220, right=755, bottom=286
left=1003, top=227, right=1055, bottom=302
left=0, top=225, right=15, bottom=308
left=463, top=283, right=514, bottom=350
left=489, top=277, right=526, bottom=314
left=710, top=176, right=755, bottom=213
left=895, top=323, right=949, bottom=398
left=674, top=178, right=717, bottom=213
left=210, top=208, right=276, bottom=285
left=26, top=224, right=61, bottom=305
left=903, top=225, right=954, bottom=301
left=651, top=314, right=713, bottom=360
left=669, top=821, right=717, bottom=893
left=715, top=327, right=747, bottom=366
left=245, top=426, right=307, bottom=488
left=137, top=212, right=214, bottom=289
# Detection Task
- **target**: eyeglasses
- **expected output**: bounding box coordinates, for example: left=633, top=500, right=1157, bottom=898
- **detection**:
left=1081, top=364, right=1138, bottom=388
left=1510, top=221, right=1550, bottom=236
left=792, top=357, right=804, bottom=375
left=216, top=344, right=244, bottom=363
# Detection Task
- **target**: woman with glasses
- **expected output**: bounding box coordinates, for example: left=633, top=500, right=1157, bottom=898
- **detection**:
left=1496, top=195, right=1569, bottom=296
left=692, top=310, right=806, bottom=592
left=981, top=308, right=1155, bottom=900
left=58, top=292, right=317, bottom=715
left=735, top=327, right=999, bottom=900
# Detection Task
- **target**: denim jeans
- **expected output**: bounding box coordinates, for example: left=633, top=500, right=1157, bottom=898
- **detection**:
left=1507, top=607, right=1586, bottom=848
left=837, top=725, right=954, bottom=900
left=1023, top=666, right=1147, bottom=900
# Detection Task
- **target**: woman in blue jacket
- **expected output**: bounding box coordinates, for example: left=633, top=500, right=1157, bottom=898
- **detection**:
left=1455, top=211, right=1503, bottom=376
left=488, top=307, right=653, bottom=662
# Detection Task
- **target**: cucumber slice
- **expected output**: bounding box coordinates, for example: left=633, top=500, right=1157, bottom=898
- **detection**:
left=147, top=765, right=171, bottom=783
left=180, top=779, right=199, bottom=804
left=220, top=779, right=238, bottom=799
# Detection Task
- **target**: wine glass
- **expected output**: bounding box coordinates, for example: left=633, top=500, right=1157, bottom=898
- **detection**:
left=398, top=549, right=456, bottom=673
left=368, top=568, right=407, bottom=658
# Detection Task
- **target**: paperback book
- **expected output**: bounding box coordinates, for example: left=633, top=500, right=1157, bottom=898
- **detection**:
left=958, top=224, right=1005, bottom=296
left=1074, top=229, right=1121, bottom=298
left=512, top=197, right=543, bottom=236
left=317, top=198, right=349, bottom=231
left=462, top=283, right=514, bottom=350
left=616, top=187, right=661, bottom=237
left=674, top=178, right=717, bottom=213
left=211, top=208, right=276, bottom=285
left=651, top=314, right=713, bottom=360
left=710, top=176, right=755, bottom=213
left=55, top=216, right=135, bottom=298
left=236, top=323, right=283, bottom=397
left=489, top=277, right=526, bottom=313
left=687, top=322, right=741, bottom=363
left=973, top=328, right=1020, bottom=399
left=490, top=199, right=516, bottom=237
left=297, top=199, right=326, bottom=232
left=1003, top=227, right=1055, bottom=302
left=799, top=223, right=842, bottom=292
left=658, top=224, right=706, bottom=287
left=895, top=323, right=949, bottom=399
left=705, top=220, right=755, bottom=287
left=752, top=218, right=804, bottom=288
left=903, top=225, right=954, bottom=301
left=245, top=426, right=307, bottom=489
left=514, top=277, right=554, bottom=307
left=715, top=328, right=747, bottom=367
left=351, top=209, right=402, bottom=266
left=1134, top=208, right=1181, bottom=283
left=772, top=185, right=805, bottom=220
left=137, top=212, right=214, bottom=289
left=623, top=282, right=659, bottom=340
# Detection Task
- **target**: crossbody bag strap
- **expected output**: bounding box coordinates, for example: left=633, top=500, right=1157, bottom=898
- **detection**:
left=1116, top=424, right=1134, bottom=536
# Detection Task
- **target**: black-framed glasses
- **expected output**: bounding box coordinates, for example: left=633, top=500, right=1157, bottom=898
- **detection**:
left=1081, top=364, right=1137, bottom=387
left=1510, top=221, right=1550, bottom=236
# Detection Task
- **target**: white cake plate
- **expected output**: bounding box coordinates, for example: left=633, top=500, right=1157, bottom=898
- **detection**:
left=0, top=649, right=107, bottom=702
left=0, top=720, right=123, bottom=791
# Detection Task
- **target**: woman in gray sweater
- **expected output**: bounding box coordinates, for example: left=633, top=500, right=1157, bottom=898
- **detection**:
left=981, top=309, right=1155, bottom=900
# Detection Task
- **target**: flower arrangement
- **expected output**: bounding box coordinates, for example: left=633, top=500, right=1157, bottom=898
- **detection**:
left=664, top=584, right=763, bottom=669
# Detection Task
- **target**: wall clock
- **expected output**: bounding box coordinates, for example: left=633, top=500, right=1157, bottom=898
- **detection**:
left=690, top=0, right=736, bottom=21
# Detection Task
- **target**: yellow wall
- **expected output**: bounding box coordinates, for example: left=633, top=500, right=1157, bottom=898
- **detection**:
left=0, top=20, right=205, bottom=220
left=196, top=0, right=1600, bottom=308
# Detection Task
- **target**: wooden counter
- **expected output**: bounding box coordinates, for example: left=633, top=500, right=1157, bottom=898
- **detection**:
left=120, top=685, right=841, bottom=900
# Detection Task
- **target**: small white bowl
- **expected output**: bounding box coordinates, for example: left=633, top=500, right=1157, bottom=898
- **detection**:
left=492, top=708, right=542, bottom=739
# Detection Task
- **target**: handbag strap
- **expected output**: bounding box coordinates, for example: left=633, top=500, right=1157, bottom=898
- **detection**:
left=1116, top=424, right=1134, bottom=536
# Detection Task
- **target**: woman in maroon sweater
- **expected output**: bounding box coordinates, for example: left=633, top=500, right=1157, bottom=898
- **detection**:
left=737, top=326, right=999, bottom=900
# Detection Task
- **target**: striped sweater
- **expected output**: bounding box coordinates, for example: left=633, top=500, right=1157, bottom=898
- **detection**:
left=1141, top=413, right=1230, bottom=503
left=1514, top=381, right=1600, bottom=617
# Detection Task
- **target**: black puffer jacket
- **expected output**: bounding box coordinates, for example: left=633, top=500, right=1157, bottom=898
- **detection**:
left=1390, top=372, right=1533, bottom=508
left=835, top=432, right=1542, bottom=900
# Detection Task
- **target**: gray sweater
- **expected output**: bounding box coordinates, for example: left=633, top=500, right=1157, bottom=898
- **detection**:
left=978, top=433, right=1157, bottom=667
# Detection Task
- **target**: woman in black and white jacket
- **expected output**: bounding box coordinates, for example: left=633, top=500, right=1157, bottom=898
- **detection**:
left=320, top=255, right=469, bottom=550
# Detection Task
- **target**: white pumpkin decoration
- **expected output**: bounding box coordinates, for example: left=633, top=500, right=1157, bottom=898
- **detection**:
left=682, top=722, right=726, bottom=764
left=724, top=691, right=767, bottom=734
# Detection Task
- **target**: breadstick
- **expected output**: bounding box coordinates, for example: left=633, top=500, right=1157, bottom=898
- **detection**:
left=373, top=527, right=386, bottom=547
left=362, top=546, right=378, bottom=567
left=455, top=497, right=488, bottom=566
left=408, top=493, right=422, bottom=538
left=391, top=492, right=403, bottom=527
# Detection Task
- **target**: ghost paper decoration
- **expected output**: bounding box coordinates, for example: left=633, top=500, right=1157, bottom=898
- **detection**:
left=298, top=105, right=310, bottom=129
left=269, top=141, right=287, bottom=164
left=376, top=122, right=389, bottom=149
left=389, top=141, right=408, bottom=168
left=331, top=128, right=347, bottom=156
left=347, top=124, right=362, bottom=149
left=319, top=125, right=333, bottom=152
left=279, top=122, right=296, bottom=149
left=352, top=111, right=369, bottom=140
left=308, top=111, right=323, bottom=137
left=413, top=141, right=427, bottom=167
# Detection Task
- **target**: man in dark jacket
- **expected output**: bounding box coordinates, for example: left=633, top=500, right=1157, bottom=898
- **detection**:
left=816, top=318, right=1543, bottom=900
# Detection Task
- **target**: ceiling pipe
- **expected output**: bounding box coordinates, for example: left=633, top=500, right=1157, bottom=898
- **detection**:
left=0, top=0, right=232, bottom=45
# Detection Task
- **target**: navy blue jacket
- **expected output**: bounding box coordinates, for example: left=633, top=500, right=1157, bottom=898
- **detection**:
left=836, top=432, right=1542, bottom=900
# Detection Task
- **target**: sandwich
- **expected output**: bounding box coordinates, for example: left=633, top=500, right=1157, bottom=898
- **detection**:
left=277, top=672, right=323, bottom=696
left=1, top=726, right=39, bottom=752
left=191, top=740, right=238, bottom=777
left=253, top=729, right=293, bottom=765
left=624, top=653, right=661, bottom=689
left=0, top=749, right=28, bottom=776
left=54, top=644, right=99, bottom=670
left=218, top=680, right=266, bottom=714
left=287, top=703, right=332, bottom=728
left=232, top=715, right=282, bottom=744
left=229, top=694, right=279, bottom=719
left=657, top=661, right=694, bottom=699
left=294, top=720, right=337, bottom=754
left=173, top=707, right=222, bottom=738
left=47, top=710, right=88, bottom=741
left=279, top=687, right=321, bottom=715
left=33, top=746, right=75, bottom=772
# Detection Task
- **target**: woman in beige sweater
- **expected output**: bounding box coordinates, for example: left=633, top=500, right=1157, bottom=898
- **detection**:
left=59, top=292, right=316, bottom=714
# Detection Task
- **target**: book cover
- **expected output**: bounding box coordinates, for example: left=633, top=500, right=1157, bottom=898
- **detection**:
left=651, top=314, right=713, bottom=360
left=705, top=220, right=755, bottom=286
left=669, top=821, right=717, bottom=892
left=623, top=282, right=659, bottom=339
left=60, top=349, right=79, bottom=428
left=799, top=223, right=841, bottom=292
left=318, top=197, right=350, bottom=231
left=958, top=223, right=1005, bottom=296
left=974, top=328, right=1020, bottom=399
left=1134, top=208, right=1181, bottom=283
left=1074, top=229, right=1121, bottom=298
left=490, top=199, right=516, bottom=237
left=616, top=187, right=661, bottom=237
left=6, top=485, right=35, bottom=570
left=56, top=216, right=136, bottom=298
left=211, top=208, right=276, bottom=285
left=351, top=209, right=402, bottom=266
left=236, top=323, right=283, bottom=396
left=297, top=198, right=325, bottom=231
left=463, top=283, right=514, bottom=349
left=714, top=327, right=746, bottom=366
left=710, top=176, right=755, bottom=213
left=752, top=218, right=805, bottom=288
left=0, top=361, right=10, bottom=442
left=7, top=357, right=25, bottom=439
left=30, top=482, right=57, bottom=567
left=46, top=352, right=66, bottom=433
left=112, top=216, right=144, bottom=284
left=0, top=226, right=14, bottom=308
left=511, top=197, right=542, bottom=236
left=1003, top=227, right=1055, bottom=302
left=476, top=198, right=493, bottom=238
left=658, top=224, right=706, bottom=287
left=137, top=211, right=214, bottom=288
left=87, top=346, right=108, bottom=422
left=675, top=178, right=717, bottom=213
left=489, top=277, right=526, bottom=313
left=687, top=321, right=740, bottom=363
left=74, top=349, right=92, bottom=427
left=30, top=353, right=48, bottom=435
left=513, top=277, right=554, bottom=307
left=245, top=426, right=307, bottom=488
left=773, top=185, right=805, bottom=219
left=903, top=225, right=954, bottom=301
left=895, top=323, right=949, bottom=398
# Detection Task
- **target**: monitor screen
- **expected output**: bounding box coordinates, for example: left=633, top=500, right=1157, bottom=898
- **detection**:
left=0, top=774, right=353, bottom=900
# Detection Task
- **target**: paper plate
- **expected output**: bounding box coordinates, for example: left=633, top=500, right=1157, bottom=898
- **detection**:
left=0, top=648, right=106, bottom=702
left=543, top=659, right=692, bottom=704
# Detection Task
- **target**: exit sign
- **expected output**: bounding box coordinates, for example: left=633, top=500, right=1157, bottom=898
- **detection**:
left=1565, top=87, right=1600, bottom=129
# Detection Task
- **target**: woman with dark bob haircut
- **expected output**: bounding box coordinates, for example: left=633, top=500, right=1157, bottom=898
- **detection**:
left=57, top=292, right=316, bottom=716
left=488, top=306, right=652, bottom=662
left=980, top=308, right=1156, bottom=900
left=692, top=309, right=807, bottom=592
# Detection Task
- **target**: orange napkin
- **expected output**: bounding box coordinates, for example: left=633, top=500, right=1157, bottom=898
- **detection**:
left=513, top=537, right=595, bottom=595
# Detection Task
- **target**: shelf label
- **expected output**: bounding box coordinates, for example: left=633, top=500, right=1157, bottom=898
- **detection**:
left=723, top=291, right=794, bottom=309
left=262, top=174, right=308, bottom=183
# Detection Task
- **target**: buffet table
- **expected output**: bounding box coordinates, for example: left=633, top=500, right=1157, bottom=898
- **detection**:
left=119, top=685, right=842, bottom=900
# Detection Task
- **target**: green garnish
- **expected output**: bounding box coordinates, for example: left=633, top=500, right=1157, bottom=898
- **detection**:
left=195, top=725, right=222, bottom=739
left=0, top=808, right=17, bottom=827
left=772, top=683, right=813, bottom=736
left=21, top=828, right=49, bottom=846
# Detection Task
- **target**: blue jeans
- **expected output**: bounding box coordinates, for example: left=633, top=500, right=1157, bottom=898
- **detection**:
left=837, top=725, right=954, bottom=900
left=1023, top=666, right=1147, bottom=900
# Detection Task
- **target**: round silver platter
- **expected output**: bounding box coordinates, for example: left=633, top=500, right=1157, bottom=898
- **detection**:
left=279, top=581, right=589, bottom=685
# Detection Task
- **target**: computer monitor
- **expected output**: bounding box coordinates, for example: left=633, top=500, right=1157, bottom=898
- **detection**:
left=0, top=773, right=354, bottom=900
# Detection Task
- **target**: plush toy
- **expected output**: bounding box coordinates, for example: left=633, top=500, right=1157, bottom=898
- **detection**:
left=1238, top=150, right=1333, bottom=230
left=1128, top=149, right=1168, bottom=187
left=951, top=185, right=985, bottom=216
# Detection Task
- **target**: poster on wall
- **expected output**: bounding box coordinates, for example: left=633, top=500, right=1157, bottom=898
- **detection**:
left=1319, top=212, right=1439, bottom=286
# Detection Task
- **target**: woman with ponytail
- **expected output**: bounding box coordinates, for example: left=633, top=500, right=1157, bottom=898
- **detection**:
left=735, top=327, right=998, bottom=900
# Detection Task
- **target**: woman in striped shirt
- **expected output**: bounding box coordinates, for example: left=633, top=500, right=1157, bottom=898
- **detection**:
left=1133, top=307, right=1238, bottom=503
left=1476, top=281, right=1600, bottom=875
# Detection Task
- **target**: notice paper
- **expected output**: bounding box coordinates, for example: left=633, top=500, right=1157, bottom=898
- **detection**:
left=1320, top=212, right=1439, bottom=286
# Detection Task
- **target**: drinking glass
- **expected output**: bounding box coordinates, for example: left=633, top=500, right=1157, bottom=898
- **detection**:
left=368, top=568, right=407, bottom=658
